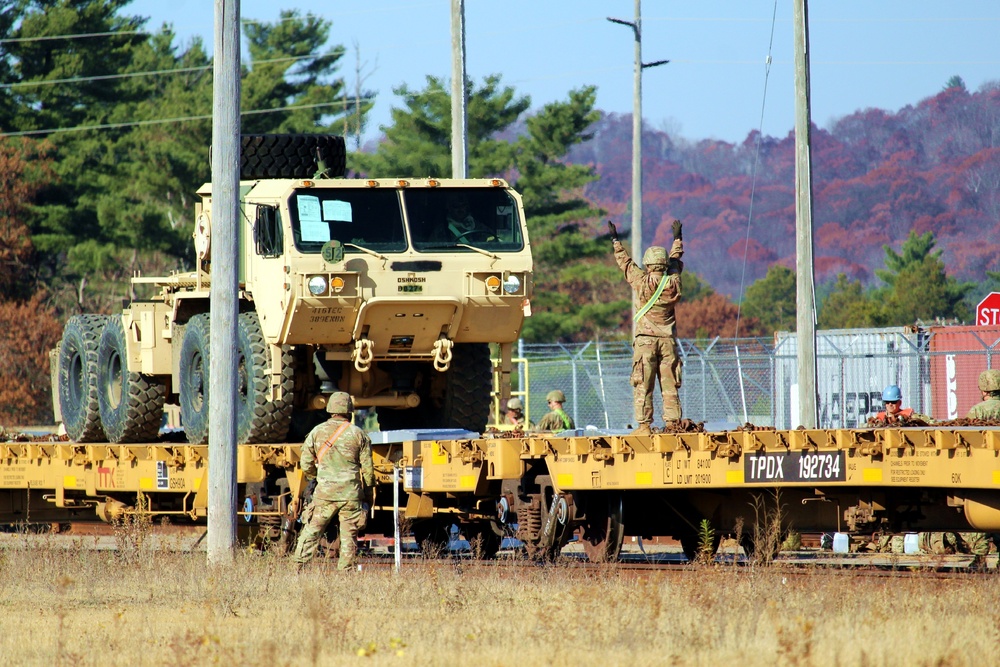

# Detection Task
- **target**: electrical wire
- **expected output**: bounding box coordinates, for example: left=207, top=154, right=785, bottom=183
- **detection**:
left=733, top=0, right=779, bottom=340
left=0, top=53, right=342, bottom=90
left=0, top=100, right=355, bottom=138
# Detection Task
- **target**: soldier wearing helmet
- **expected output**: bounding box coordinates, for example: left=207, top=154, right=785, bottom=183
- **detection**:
left=608, top=219, right=685, bottom=435
left=873, top=384, right=933, bottom=425
left=293, top=392, right=374, bottom=571
left=967, top=369, right=1000, bottom=420
left=504, top=397, right=534, bottom=430
left=537, top=389, right=575, bottom=432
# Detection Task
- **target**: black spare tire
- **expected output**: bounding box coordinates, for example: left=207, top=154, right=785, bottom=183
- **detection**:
left=240, top=134, right=346, bottom=179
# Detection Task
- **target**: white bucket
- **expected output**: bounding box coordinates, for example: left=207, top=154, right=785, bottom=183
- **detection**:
left=903, top=533, right=920, bottom=554
left=832, top=532, right=850, bottom=553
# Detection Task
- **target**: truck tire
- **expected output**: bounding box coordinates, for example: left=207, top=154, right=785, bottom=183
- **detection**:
left=236, top=312, right=294, bottom=443
left=438, top=343, right=493, bottom=432
left=97, top=317, right=167, bottom=443
left=240, top=134, right=346, bottom=180
left=179, top=314, right=211, bottom=444
left=58, top=315, right=109, bottom=442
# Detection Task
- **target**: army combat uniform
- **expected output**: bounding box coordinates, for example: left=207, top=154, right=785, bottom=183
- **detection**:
left=967, top=369, right=1000, bottom=420
left=537, top=390, right=574, bottom=432
left=293, top=397, right=374, bottom=571
left=613, top=235, right=684, bottom=430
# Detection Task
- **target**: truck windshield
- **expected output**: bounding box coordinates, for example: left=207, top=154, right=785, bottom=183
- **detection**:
left=404, top=188, right=524, bottom=252
left=288, top=188, right=407, bottom=254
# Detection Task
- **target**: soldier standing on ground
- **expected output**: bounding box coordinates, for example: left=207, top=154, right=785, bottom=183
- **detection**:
left=967, top=369, right=1000, bottom=420
left=293, top=392, right=374, bottom=571
left=537, top=390, right=574, bottom=432
left=609, top=219, right=684, bottom=435
left=873, top=384, right=933, bottom=424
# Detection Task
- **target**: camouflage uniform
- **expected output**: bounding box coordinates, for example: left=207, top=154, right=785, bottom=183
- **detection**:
left=503, top=398, right=534, bottom=430
left=537, top=409, right=573, bottom=432
left=505, top=412, right=535, bottom=430
left=967, top=369, right=1000, bottom=420
left=967, top=396, right=1000, bottom=420
left=613, top=238, right=684, bottom=427
left=293, top=400, right=374, bottom=571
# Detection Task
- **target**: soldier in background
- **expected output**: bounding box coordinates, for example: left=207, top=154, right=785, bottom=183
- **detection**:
left=293, top=392, right=374, bottom=571
left=609, top=219, right=684, bottom=435
left=537, top=390, right=574, bottom=432
left=873, top=384, right=933, bottom=424
left=504, top=397, right=534, bottom=430
left=967, top=369, right=1000, bottom=420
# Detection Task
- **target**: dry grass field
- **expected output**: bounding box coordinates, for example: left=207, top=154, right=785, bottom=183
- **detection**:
left=1, top=530, right=998, bottom=667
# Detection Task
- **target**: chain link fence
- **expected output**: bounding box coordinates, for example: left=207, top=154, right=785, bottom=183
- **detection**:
left=506, top=326, right=999, bottom=430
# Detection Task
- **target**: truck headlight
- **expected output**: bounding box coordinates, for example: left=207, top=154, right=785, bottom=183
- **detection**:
left=307, top=275, right=328, bottom=296
left=503, top=275, right=521, bottom=294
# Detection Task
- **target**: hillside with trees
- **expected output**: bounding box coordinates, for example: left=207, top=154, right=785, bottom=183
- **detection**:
left=1, top=2, right=998, bottom=423
left=570, top=77, right=1000, bottom=325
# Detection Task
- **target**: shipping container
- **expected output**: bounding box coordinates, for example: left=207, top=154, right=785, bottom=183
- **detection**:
left=773, top=327, right=927, bottom=429
left=927, top=325, right=1000, bottom=420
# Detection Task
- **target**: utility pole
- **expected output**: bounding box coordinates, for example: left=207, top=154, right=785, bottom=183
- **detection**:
left=608, top=0, right=668, bottom=322
left=793, top=0, right=818, bottom=428
left=208, top=0, right=240, bottom=562
left=450, top=0, right=468, bottom=178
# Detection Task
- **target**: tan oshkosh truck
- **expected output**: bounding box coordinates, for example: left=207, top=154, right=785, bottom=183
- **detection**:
left=53, top=135, right=532, bottom=444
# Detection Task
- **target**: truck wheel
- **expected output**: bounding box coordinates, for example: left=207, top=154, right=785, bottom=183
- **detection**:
left=97, top=317, right=167, bottom=443
left=179, top=314, right=211, bottom=444
left=438, top=343, right=493, bottom=432
left=240, top=134, right=346, bottom=179
left=236, top=312, right=294, bottom=443
left=58, top=315, right=109, bottom=442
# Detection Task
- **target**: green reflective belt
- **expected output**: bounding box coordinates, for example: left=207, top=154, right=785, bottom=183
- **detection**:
left=634, top=274, right=670, bottom=322
left=556, top=409, right=572, bottom=430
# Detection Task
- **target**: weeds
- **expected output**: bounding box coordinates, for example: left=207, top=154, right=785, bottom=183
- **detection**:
left=748, top=489, right=788, bottom=565
left=696, top=518, right=716, bottom=565
left=112, top=493, right=151, bottom=566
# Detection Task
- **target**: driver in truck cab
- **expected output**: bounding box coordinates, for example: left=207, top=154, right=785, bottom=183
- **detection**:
left=444, top=194, right=493, bottom=241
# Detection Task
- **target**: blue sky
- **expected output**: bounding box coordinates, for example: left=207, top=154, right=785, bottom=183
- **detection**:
left=127, top=1, right=1000, bottom=146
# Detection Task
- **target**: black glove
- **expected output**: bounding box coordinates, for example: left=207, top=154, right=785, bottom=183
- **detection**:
left=671, top=219, right=683, bottom=241
left=607, top=221, right=619, bottom=242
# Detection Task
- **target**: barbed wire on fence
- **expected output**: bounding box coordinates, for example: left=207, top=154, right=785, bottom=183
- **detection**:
left=510, top=327, right=999, bottom=430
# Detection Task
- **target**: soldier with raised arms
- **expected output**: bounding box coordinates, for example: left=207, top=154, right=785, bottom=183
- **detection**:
left=608, top=219, right=685, bottom=435
left=293, top=392, right=374, bottom=571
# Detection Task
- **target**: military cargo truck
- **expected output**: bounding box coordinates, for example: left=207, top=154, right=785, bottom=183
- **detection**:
left=53, top=135, right=533, bottom=444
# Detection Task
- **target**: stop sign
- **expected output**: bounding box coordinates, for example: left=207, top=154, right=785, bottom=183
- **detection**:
left=977, top=292, right=1000, bottom=326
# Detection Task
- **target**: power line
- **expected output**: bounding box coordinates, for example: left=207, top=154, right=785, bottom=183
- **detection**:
left=0, top=53, right=344, bottom=91
left=0, top=100, right=353, bottom=138
left=0, top=30, right=147, bottom=44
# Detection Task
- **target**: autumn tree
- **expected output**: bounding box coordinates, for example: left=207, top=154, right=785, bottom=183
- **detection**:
left=676, top=292, right=765, bottom=340
left=0, top=293, right=63, bottom=425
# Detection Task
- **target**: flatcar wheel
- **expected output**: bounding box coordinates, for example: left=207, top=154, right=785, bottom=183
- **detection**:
left=578, top=493, right=624, bottom=563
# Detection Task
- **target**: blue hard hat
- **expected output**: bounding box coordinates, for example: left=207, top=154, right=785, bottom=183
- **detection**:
left=882, top=385, right=902, bottom=402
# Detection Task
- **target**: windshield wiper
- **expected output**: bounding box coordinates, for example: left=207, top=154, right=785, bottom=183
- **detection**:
left=344, top=242, right=387, bottom=261
left=455, top=243, right=500, bottom=260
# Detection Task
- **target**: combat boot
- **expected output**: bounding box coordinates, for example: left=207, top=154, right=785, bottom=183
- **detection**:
left=631, top=423, right=652, bottom=436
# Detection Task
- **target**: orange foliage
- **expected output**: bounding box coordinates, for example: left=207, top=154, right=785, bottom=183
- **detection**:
left=0, top=293, right=63, bottom=426
left=0, top=139, right=54, bottom=295
left=676, top=293, right=767, bottom=340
